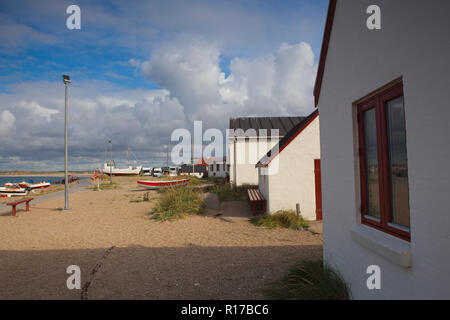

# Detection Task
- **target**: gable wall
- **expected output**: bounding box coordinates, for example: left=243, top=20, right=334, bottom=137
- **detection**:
left=319, top=0, right=450, bottom=299
left=260, top=117, right=320, bottom=220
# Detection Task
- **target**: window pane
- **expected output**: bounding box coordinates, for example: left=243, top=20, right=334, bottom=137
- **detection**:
left=386, top=96, right=410, bottom=228
left=363, top=108, right=380, bottom=219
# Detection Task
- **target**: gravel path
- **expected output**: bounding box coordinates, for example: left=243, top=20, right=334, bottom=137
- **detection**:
left=0, top=176, right=322, bottom=299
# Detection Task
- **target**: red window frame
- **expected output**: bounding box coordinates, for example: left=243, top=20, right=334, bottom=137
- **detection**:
left=357, top=82, right=410, bottom=241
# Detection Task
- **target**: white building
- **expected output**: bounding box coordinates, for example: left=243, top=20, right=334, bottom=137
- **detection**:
left=205, top=157, right=229, bottom=178
left=256, top=110, right=320, bottom=221
left=228, top=117, right=306, bottom=186
left=316, top=0, right=450, bottom=299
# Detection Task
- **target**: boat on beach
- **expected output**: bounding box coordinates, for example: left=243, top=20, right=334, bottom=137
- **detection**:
left=0, top=185, right=30, bottom=197
left=102, top=162, right=143, bottom=176
left=101, top=146, right=143, bottom=176
left=18, top=181, right=51, bottom=189
left=137, top=178, right=190, bottom=189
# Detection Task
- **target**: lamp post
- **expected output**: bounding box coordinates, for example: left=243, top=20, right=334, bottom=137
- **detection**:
left=164, top=145, right=168, bottom=172
left=109, top=140, right=112, bottom=183
left=62, top=75, right=71, bottom=210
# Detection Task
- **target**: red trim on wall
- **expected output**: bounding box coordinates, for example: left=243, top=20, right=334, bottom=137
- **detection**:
left=314, top=159, right=323, bottom=221
left=262, top=111, right=319, bottom=167
left=313, top=0, right=337, bottom=107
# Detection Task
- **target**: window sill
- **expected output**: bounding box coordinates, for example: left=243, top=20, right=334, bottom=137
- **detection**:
left=350, top=225, right=412, bottom=268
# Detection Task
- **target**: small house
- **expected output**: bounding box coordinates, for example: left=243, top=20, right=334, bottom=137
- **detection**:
left=316, top=0, right=450, bottom=298
left=256, top=110, right=320, bottom=220
left=228, top=116, right=306, bottom=186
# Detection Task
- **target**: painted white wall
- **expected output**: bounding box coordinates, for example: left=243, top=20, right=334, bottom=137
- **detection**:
left=318, top=0, right=450, bottom=299
left=258, top=117, right=320, bottom=220
left=229, top=137, right=279, bottom=186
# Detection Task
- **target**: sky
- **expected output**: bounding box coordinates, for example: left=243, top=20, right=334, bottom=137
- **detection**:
left=0, top=0, right=329, bottom=171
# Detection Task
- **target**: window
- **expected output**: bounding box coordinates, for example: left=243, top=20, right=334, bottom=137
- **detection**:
left=357, top=82, right=410, bottom=241
left=216, top=164, right=220, bottom=171
left=210, top=164, right=213, bottom=171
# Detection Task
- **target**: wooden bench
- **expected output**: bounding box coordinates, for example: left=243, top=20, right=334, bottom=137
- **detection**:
left=6, top=198, right=34, bottom=216
left=247, top=189, right=266, bottom=215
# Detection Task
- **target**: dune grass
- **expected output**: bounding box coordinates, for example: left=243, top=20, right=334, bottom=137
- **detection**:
left=250, top=210, right=308, bottom=230
left=264, top=259, right=351, bottom=300
left=88, top=182, right=119, bottom=191
left=150, top=186, right=205, bottom=221
left=208, top=183, right=255, bottom=202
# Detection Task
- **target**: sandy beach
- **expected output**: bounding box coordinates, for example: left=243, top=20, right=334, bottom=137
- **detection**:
left=0, top=176, right=322, bottom=300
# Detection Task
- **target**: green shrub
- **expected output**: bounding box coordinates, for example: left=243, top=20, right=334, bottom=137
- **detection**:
left=150, top=186, right=204, bottom=221
left=209, top=183, right=255, bottom=202
left=264, top=259, right=351, bottom=300
left=250, top=210, right=308, bottom=230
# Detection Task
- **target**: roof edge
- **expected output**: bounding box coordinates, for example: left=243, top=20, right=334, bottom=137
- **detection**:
left=256, top=109, right=319, bottom=167
left=313, top=0, right=337, bottom=107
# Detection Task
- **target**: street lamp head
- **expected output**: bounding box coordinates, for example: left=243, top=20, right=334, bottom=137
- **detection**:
left=62, top=74, right=71, bottom=84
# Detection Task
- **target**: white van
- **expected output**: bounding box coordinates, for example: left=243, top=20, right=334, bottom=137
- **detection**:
left=169, top=167, right=178, bottom=176
left=152, top=168, right=163, bottom=177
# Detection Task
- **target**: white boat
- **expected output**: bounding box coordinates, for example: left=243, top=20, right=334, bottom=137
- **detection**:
left=137, top=178, right=190, bottom=189
left=18, top=181, right=51, bottom=189
left=0, top=185, right=30, bottom=197
left=102, top=162, right=143, bottom=176
left=101, top=146, right=143, bottom=176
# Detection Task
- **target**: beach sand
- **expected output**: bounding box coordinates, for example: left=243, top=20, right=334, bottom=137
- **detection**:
left=0, top=176, right=322, bottom=300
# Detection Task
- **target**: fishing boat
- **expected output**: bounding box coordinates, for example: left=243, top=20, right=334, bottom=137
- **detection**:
left=0, top=185, right=30, bottom=197
left=137, top=178, right=190, bottom=189
left=18, top=181, right=51, bottom=189
left=102, top=162, right=143, bottom=176
left=101, top=146, right=143, bottom=176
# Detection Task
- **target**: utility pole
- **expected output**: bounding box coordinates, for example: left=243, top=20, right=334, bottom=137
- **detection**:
left=62, top=75, right=71, bottom=211
left=109, top=140, right=112, bottom=183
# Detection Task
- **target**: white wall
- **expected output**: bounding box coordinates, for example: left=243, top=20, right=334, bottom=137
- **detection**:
left=258, top=117, right=320, bottom=220
left=319, top=0, right=450, bottom=299
left=229, top=137, right=279, bottom=186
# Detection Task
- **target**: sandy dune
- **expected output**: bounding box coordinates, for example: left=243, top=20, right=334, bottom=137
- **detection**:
left=0, top=176, right=322, bottom=299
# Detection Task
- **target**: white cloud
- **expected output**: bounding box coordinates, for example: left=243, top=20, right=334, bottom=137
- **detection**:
left=1, top=40, right=317, bottom=170
left=142, top=39, right=316, bottom=127
left=0, top=110, right=16, bottom=135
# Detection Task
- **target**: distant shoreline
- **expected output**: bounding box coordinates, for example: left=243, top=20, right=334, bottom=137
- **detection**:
left=0, top=172, right=92, bottom=177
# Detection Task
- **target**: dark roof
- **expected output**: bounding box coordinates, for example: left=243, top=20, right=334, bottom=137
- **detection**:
left=313, top=0, right=337, bottom=107
left=256, top=109, right=319, bottom=167
left=229, top=116, right=306, bottom=137
left=180, top=164, right=208, bottom=173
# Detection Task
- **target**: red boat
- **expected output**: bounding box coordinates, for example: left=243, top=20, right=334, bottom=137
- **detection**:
left=137, top=178, right=190, bottom=189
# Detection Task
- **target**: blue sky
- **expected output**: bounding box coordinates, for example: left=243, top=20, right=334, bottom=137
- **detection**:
left=0, top=0, right=328, bottom=170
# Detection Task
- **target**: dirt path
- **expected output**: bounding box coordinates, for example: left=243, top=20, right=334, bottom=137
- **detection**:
left=0, top=176, right=322, bottom=299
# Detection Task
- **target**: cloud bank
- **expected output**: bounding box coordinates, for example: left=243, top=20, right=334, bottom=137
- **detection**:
left=0, top=40, right=316, bottom=170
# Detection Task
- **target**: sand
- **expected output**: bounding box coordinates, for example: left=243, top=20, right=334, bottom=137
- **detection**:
left=0, top=176, right=322, bottom=300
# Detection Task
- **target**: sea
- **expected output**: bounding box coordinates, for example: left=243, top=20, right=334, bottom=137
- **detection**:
left=0, top=176, right=65, bottom=186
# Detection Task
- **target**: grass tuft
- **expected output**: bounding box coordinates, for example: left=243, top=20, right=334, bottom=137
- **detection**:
left=264, top=259, right=351, bottom=300
left=88, top=182, right=119, bottom=191
left=149, top=186, right=204, bottom=221
left=250, top=210, right=308, bottom=230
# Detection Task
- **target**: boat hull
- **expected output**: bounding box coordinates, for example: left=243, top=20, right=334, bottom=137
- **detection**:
left=137, top=178, right=190, bottom=189
left=0, top=187, right=30, bottom=196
